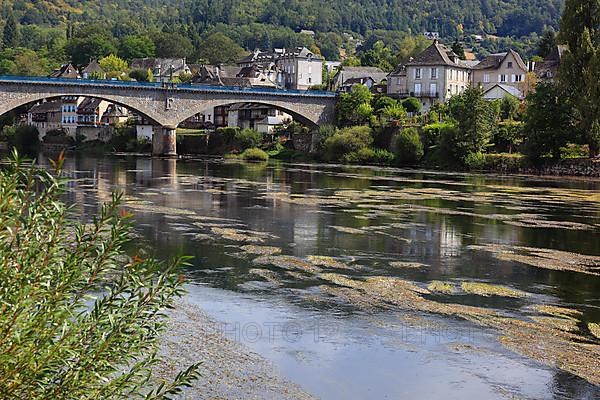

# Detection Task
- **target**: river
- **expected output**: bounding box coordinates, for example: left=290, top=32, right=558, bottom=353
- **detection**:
left=51, top=154, right=600, bottom=399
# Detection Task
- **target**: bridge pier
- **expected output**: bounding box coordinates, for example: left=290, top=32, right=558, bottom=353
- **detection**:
left=152, top=125, right=177, bottom=157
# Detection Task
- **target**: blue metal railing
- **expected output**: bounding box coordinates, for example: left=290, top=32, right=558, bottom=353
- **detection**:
left=0, top=75, right=337, bottom=98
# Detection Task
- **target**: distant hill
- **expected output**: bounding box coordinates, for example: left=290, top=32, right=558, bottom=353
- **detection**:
left=7, top=0, right=562, bottom=38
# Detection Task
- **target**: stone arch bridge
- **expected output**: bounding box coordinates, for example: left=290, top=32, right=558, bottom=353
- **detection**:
left=0, top=76, right=337, bottom=156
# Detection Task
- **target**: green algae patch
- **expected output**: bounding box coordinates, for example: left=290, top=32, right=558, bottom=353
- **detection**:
left=211, top=227, right=264, bottom=243
left=248, top=268, right=282, bottom=285
left=253, top=255, right=321, bottom=273
left=468, top=244, right=600, bottom=276
left=308, top=255, right=352, bottom=269
left=330, top=226, right=366, bottom=235
left=531, top=316, right=579, bottom=332
left=241, top=245, right=282, bottom=255
left=589, top=323, right=600, bottom=340
left=531, top=304, right=582, bottom=320
left=461, top=281, right=526, bottom=298
left=389, top=261, right=427, bottom=269
left=428, top=281, right=455, bottom=294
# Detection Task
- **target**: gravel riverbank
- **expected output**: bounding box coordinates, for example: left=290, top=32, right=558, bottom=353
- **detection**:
left=156, top=296, right=314, bottom=400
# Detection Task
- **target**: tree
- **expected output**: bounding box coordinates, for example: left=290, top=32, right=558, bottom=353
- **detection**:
left=559, top=0, right=600, bottom=156
left=394, top=127, right=424, bottom=164
left=336, top=84, right=374, bottom=126
left=153, top=32, right=194, bottom=59
left=0, top=153, right=200, bottom=398
left=196, top=33, right=247, bottom=65
left=523, top=82, right=574, bottom=161
left=2, top=11, right=19, bottom=49
left=402, top=97, right=422, bottom=113
left=129, top=68, right=153, bottom=82
left=99, top=54, right=129, bottom=79
left=499, top=95, right=520, bottom=120
left=119, top=35, right=155, bottom=61
left=359, top=40, right=393, bottom=71
left=537, top=27, right=557, bottom=58
left=451, top=39, right=466, bottom=60
left=446, top=86, right=497, bottom=160
left=322, top=125, right=373, bottom=161
left=66, top=35, right=118, bottom=67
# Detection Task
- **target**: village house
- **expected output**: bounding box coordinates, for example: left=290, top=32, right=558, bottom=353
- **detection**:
left=27, top=101, right=63, bottom=139
left=49, top=64, right=80, bottom=79
left=226, top=103, right=291, bottom=131
left=533, top=45, right=567, bottom=82
left=334, top=66, right=388, bottom=92
left=130, top=58, right=191, bottom=83
left=392, top=40, right=474, bottom=112
left=276, top=47, right=323, bottom=90
left=471, top=49, right=528, bottom=99
left=82, top=58, right=106, bottom=80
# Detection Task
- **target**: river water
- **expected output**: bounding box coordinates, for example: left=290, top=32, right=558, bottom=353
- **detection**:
left=53, top=154, right=600, bottom=399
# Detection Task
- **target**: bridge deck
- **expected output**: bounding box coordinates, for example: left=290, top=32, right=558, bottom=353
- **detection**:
left=0, top=75, right=337, bottom=98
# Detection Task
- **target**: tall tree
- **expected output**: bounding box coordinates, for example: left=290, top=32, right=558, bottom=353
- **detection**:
left=451, top=39, right=466, bottom=60
left=195, top=33, right=247, bottom=65
left=2, top=11, right=19, bottom=49
left=537, top=27, right=557, bottom=57
left=559, top=0, right=600, bottom=156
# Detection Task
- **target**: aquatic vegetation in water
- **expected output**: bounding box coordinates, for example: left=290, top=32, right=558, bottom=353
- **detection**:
left=389, top=261, right=427, bottom=269
left=241, top=245, right=282, bottom=255
left=530, top=304, right=582, bottom=320
left=589, top=323, right=600, bottom=340
left=461, top=281, right=526, bottom=298
left=531, top=316, right=579, bottom=332
left=427, top=281, right=455, bottom=294
left=330, top=226, right=366, bottom=235
left=211, top=227, right=265, bottom=243
left=468, top=244, right=600, bottom=276
left=248, top=269, right=282, bottom=285
left=253, top=255, right=321, bottom=273
left=307, top=255, right=352, bottom=269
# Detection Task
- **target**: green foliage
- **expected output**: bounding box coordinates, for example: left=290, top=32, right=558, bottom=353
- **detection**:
left=153, top=32, right=194, bottom=59
left=109, top=122, right=137, bottom=152
left=241, top=147, right=269, bottom=161
left=393, top=127, right=424, bottom=165
left=3, top=125, right=40, bottom=154
left=119, top=35, right=155, bottom=61
left=2, top=12, right=20, bottom=49
left=322, top=125, right=373, bottom=162
left=343, top=147, right=394, bottom=165
left=234, top=128, right=262, bottom=150
left=43, top=128, right=73, bottom=145
left=522, top=82, right=575, bottom=161
left=537, top=27, right=557, bottom=58
left=559, top=0, right=600, bottom=156
left=499, top=95, right=520, bottom=120
left=359, top=40, right=393, bottom=71
left=0, top=153, right=200, bottom=398
left=99, top=54, right=128, bottom=79
left=129, top=68, right=153, bottom=82
left=66, top=29, right=118, bottom=66
left=195, top=33, right=247, bottom=65
left=447, top=86, right=498, bottom=160
left=451, top=40, right=465, bottom=60
left=493, top=120, right=523, bottom=153
left=402, top=97, right=422, bottom=114
left=422, top=122, right=451, bottom=149
left=372, top=96, right=398, bottom=114
left=463, top=151, right=487, bottom=170
left=336, top=85, right=374, bottom=126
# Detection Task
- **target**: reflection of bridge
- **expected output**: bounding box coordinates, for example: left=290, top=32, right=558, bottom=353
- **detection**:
left=0, top=76, right=337, bottom=156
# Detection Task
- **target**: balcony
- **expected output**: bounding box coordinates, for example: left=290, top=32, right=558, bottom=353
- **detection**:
left=410, top=91, right=439, bottom=98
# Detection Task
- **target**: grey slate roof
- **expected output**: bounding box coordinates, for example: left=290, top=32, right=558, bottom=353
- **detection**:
left=406, top=41, right=460, bottom=67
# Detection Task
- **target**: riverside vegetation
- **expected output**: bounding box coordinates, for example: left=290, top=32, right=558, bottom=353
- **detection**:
left=0, top=151, right=200, bottom=399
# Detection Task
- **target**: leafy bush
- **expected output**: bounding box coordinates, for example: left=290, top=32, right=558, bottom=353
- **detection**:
left=0, top=153, right=200, bottom=399
left=464, top=151, right=487, bottom=170
left=5, top=125, right=40, bottom=154
left=393, top=127, right=424, bottom=165
left=493, top=121, right=524, bottom=153
left=343, top=147, right=395, bottom=165
left=322, top=125, right=373, bottom=162
left=422, top=122, right=452, bottom=149
left=402, top=97, right=422, bottom=113
left=241, top=147, right=269, bottom=161
left=234, top=128, right=262, bottom=150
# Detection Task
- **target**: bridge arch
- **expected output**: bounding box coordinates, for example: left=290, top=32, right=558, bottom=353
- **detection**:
left=0, top=91, right=164, bottom=126
left=175, top=100, right=321, bottom=131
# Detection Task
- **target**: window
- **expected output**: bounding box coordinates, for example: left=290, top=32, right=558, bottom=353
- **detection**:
left=430, top=83, right=437, bottom=96
left=308, top=77, right=312, bottom=83
left=515, top=74, right=523, bottom=82
left=308, top=65, right=312, bottom=74
left=431, top=68, right=438, bottom=79
left=415, top=68, right=421, bottom=79
left=414, top=83, right=422, bottom=95
left=507, top=61, right=513, bottom=69
left=483, top=73, right=490, bottom=83
left=397, top=77, right=401, bottom=85
left=499, top=74, right=507, bottom=83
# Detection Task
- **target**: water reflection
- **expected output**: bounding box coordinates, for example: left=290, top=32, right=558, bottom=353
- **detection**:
left=40, top=153, right=600, bottom=399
